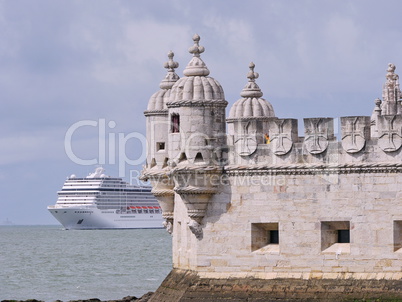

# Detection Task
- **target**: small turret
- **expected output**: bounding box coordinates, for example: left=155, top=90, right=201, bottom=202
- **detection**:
left=144, top=51, right=179, bottom=169
left=227, top=62, right=276, bottom=162
left=142, top=51, right=179, bottom=233
left=167, top=34, right=226, bottom=166
left=371, top=63, right=402, bottom=137
left=167, top=34, right=228, bottom=238
left=383, top=63, right=402, bottom=115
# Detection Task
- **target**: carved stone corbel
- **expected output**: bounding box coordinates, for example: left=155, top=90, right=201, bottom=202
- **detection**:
left=171, top=167, right=221, bottom=239
left=142, top=169, right=175, bottom=234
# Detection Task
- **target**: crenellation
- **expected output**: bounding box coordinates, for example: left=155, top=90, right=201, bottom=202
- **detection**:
left=303, top=117, right=335, bottom=155
left=341, top=116, right=371, bottom=154
left=377, top=114, right=402, bottom=152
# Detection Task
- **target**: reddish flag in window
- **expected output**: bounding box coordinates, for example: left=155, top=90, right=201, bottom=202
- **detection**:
left=264, top=133, right=270, bottom=144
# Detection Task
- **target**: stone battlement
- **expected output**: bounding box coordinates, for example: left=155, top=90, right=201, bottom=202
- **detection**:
left=227, top=115, right=401, bottom=167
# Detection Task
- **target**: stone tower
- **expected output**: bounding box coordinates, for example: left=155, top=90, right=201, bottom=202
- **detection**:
left=165, top=34, right=228, bottom=240
left=143, top=51, right=179, bottom=233
left=143, top=37, right=402, bottom=301
left=143, top=34, right=228, bottom=240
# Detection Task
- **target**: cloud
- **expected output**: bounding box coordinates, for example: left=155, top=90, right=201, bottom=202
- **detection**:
left=202, top=15, right=256, bottom=59
left=90, top=19, right=191, bottom=85
left=0, top=129, right=65, bottom=165
left=2, top=0, right=402, bottom=224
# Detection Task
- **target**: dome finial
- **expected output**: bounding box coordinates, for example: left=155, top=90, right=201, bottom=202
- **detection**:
left=240, top=62, right=263, bottom=98
left=247, top=62, right=259, bottom=82
left=183, top=34, right=210, bottom=77
left=164, top=50, right=179, bottom=72
left=386, top=63, right=398, bottom=83
left=388, top=63, right=396, bottom=73
left=188, top=34, right=205, bottom=57
left=160, top=51, right=179, bottom=89
left=381, top=62, right=401, bottom=115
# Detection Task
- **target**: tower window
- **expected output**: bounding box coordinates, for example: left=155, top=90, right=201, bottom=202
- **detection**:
left=337, top=230, right=350, bottom=243
left=156, top=142, right=165, bottom=151
left=194, top=152, right=204, bottom=163
left=251, top=222, right=279, bottom=253
left=171, top=114, right=180, bottom=133
left=178, top=152, right=187, bottom=163
left=394, top=221, right=402, bottom=252
left=162, top=157, right=169, bottom=168
left=321, top=221, right=351, bottom=254
left=269, top=230, right=279, bottom=244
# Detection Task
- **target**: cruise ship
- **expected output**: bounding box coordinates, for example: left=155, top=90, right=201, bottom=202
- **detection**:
left=47, top=167, right=163, bottom=229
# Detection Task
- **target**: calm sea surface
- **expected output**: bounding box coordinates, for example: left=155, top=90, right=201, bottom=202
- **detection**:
left=0, top=225, right=172, bottom=301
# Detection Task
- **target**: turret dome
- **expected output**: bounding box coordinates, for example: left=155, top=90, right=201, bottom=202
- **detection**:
left=168, top=34, right=225, bottom=104
left=146, top=51, right=179, bottom=112
left=228, top=62, right=275, bottom=120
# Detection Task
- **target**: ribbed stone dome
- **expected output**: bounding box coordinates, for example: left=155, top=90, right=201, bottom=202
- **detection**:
left=228, top=62, right=275, bottom=119
left=169, top=76, right=225, bottom=102
left=146, top=51, right=179, bottom=112
left=168, top=34, right=225, bottom=103
left=147, top=89, right=172, bottom=111
left=229, top=97, right=275, bottom=119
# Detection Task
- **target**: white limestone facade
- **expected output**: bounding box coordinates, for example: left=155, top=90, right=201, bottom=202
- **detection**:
left=142, top=35, right=402, bottom=281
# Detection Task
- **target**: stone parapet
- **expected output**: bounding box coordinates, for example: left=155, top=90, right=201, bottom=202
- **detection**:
left=227, top=114, right=402, bottom=166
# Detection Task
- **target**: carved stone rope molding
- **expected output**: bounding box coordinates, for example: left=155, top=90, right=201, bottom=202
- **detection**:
left=174, top=186, right=219, bottom=195
left=151, top=189, right=175, bottom=197
left=225, top=162, right=402, bottom=176
left=166, top=99, right=228, bottom=108
left=141, top=169, right=170, bottom=180
left=143, top=109, right=168, bottom=116
left=226, top=116, right=276, bottom=122
left=169, top=165, right=223, bottom=175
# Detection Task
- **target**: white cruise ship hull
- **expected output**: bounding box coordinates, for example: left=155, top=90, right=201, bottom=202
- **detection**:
left=48, top=206, right=163, bottom=230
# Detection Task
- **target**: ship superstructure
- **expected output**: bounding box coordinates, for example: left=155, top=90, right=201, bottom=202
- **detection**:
left=48, top=167, right=163, bottom=229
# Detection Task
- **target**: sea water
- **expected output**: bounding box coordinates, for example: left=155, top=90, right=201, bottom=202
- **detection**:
left=0, top=225, right=172, bottom=301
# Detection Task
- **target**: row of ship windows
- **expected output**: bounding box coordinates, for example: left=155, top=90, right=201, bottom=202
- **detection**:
left=60, top=196, right=155, bottom=199
left=116, top=209, right=160, bottom=214
left=70, top=210, right=161, bottom=214
left=64, top=184, right=151, bottom=189
left=58, top=196, right=154, bottom=200
left=58, top=196, right=154, bottom=199
left=60, top=190, right=151, bottom=193
left=57, top=201, right=155, bottom=204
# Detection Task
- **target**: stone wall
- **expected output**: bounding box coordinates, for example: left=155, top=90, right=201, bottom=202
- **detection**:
left=170, top=163, right=402, bottom=277
left=149, top=269, right=402, bottom=301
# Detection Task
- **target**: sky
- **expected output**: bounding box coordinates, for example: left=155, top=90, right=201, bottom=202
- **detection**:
left=1, top=0, right=402, bottom=225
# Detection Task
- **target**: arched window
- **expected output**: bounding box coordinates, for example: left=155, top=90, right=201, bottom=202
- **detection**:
left=171, top=113, right=180, bottom=133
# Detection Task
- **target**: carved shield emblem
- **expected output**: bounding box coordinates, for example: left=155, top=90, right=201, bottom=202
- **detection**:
left=269, top=119, right=297, bottom=156
left=341, top=116, right=370, bottom=153
left=304, top=118, right=333, bottom=154
left=377, top=115, right=402, bottom=152
left=234, top=121, right=257, bottom=156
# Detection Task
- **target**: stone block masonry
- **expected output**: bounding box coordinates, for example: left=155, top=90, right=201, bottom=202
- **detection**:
left=149, top=269, right=402, bottom=301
